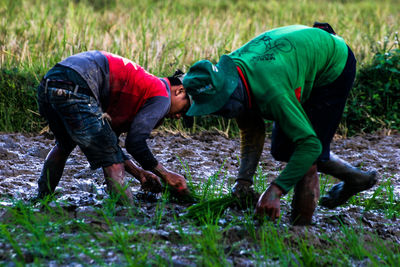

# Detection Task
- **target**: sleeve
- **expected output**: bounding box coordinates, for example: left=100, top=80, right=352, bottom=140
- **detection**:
left=125, top=96, right=170, bottom=170
left=235, top=110, right=266, bottom=183
left=268, top=94, right=322, bottom=193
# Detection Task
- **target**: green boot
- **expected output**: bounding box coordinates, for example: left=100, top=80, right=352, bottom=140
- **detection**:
left=318, top=153, right=378, bottom=209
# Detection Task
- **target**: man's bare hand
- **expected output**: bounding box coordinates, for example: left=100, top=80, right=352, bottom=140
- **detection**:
left=152, top=163, right=189, bottom=197
left=138, top=169, right=162, bottom=193
left=164, top=171, right=189, bottom=196
left=255, top=183, right=283, bottom=221
left=124, top=159, right=162, bottom=193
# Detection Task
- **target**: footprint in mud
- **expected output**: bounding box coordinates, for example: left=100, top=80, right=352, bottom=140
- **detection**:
left=176, top=149, right=196, bottom=157
left=0, top=147, right=18, bottom=160
left=26, top=146, right=51, bottom=159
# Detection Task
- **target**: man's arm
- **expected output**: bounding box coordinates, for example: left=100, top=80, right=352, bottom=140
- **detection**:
left=235, top=110, right=266, bottom=184
left=123, top=159, right=162, bottom=193
left=125, top=96, right=188, bottom=195
left=255, top=94, right=321, bottom=220
left=125, top=96, right=169, bottom=171
left=267, top=94, right=322, bottom=193
left=151, top=163, right=189, bottom=196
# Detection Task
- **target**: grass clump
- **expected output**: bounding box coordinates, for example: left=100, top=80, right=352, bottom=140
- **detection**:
left=344, top=33, right=400, bottom=134
left=0, top=68, right=44, bottom=132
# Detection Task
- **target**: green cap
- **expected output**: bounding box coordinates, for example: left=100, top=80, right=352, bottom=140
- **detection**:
left=183, top=55, right=238, bottom=116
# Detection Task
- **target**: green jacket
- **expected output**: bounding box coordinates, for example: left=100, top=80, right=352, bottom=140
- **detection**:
left=229, top=25, right=348, bottom=192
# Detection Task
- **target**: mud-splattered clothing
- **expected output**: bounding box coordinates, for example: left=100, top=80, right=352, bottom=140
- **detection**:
left=228, top=25, right=349, bottom=193
left=42, top=51, right=170, bottom=170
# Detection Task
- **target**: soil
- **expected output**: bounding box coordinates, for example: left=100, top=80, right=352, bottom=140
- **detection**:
left=0, top=131, right=399, bottom=264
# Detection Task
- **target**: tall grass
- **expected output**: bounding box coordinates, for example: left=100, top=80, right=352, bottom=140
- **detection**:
left=0, top=0, right=399, bottom=132
left=1, top=0, right=398, bottom=71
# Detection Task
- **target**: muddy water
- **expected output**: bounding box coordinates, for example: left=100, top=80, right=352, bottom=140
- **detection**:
left=0, top=131, right=399, bottom=261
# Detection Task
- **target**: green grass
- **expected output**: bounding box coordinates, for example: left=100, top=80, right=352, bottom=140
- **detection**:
left=348, top=174, right=400, bottom=219
left=0, top=0, right=399, bottom=265
left=1, top=0, right=398, bottom=70
left=0, top=0, right=399, bottom=133
left=1, top=166, right=399, bottom=266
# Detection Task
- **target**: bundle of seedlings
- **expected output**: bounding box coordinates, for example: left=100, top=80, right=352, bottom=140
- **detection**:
left=182, top=194, right=239, bottom=221
left=134, top=177, right=202, bottom=204
left=165, top=182, right=202, bottom=204
left=182, top=189, right=261, bottom=221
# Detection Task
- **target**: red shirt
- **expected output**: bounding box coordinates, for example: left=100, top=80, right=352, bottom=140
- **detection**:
left=101, top=51, right=169, bottom=133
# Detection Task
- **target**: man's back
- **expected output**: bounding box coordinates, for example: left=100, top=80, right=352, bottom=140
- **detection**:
left=229, top=25, right=348, bottom=105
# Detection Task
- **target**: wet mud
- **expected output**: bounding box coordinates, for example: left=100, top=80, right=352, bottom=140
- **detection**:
left=0, top=131, right=399, bottom=264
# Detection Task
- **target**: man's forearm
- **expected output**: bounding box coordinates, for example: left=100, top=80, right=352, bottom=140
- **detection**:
left=124, top=159, right=144, bottom=180
left=151, top=163, right=168, bottom=181
left=236, top=112, right=266, bottom=183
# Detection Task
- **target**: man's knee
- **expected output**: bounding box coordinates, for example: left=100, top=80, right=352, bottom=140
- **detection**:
left=270, top=146, right=292, bottom=162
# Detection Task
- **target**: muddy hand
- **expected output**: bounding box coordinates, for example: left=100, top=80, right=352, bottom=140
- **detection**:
left=165, top=171, right=190, bottom=197
left=139, top=170, right=162, bottom=193
left=231, top=180, right=260, bottom=209
left=152, top=163, right=190, bottom=197
left=255, top=183, right=283, bottom=221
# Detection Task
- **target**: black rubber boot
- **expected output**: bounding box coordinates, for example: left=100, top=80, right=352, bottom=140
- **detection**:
left=318, top=153, right=378, bottom=209
left=34, top=145, right=71, bottom=202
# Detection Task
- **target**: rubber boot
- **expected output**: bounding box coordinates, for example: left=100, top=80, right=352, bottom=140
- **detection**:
left=317, top=153, right=378, bottom=209
left=34, top=145, right=70, bottom=201
left=290, top=165, right=319, bottom=225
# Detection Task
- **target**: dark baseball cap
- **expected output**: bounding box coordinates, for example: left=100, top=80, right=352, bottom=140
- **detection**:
left=183, top=55, right=238, bottom=116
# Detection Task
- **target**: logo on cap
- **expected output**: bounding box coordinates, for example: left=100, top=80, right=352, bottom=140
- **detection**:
left=197, top=84, right=214, bottom=94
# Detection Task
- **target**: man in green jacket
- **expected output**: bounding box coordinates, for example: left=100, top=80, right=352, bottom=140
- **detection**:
left=183, top=25, right=377, bottom=224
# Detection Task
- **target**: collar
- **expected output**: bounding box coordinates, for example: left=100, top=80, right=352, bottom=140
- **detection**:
left=235, top=66, right=252, bottom=109
left=160, top=78, right=171, bottom=100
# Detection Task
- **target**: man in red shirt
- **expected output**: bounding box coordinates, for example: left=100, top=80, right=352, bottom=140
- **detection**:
left=36, top=51, right=190, bottom=204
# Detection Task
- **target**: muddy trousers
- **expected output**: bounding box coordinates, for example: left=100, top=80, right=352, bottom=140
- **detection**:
left=290, top=165, right=319, bottom=225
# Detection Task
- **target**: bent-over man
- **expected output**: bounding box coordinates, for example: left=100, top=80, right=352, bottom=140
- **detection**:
left=183, top=25, right=377, bottom=224
left=37, top=51, right=190, bottom=204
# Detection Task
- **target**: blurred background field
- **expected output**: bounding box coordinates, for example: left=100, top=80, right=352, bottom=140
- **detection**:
left=0, top=0, right=399, bottom=133
left=0, top=1, right=399, bottom=265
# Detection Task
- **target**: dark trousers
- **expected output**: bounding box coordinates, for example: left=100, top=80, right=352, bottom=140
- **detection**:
left=271, top=46, right=356, bottom=162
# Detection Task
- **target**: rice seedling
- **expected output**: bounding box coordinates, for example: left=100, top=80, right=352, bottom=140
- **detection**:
left=349, top=174, right=400, bottom=219
left=183, top=195, right=238, bottom=221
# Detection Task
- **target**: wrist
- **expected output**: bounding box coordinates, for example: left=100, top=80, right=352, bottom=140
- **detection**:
left=270, top=183, right=284, bottom=197
left=152, top=163, right=168, bottom=181
left=124, top=159, right=141, bottom=177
